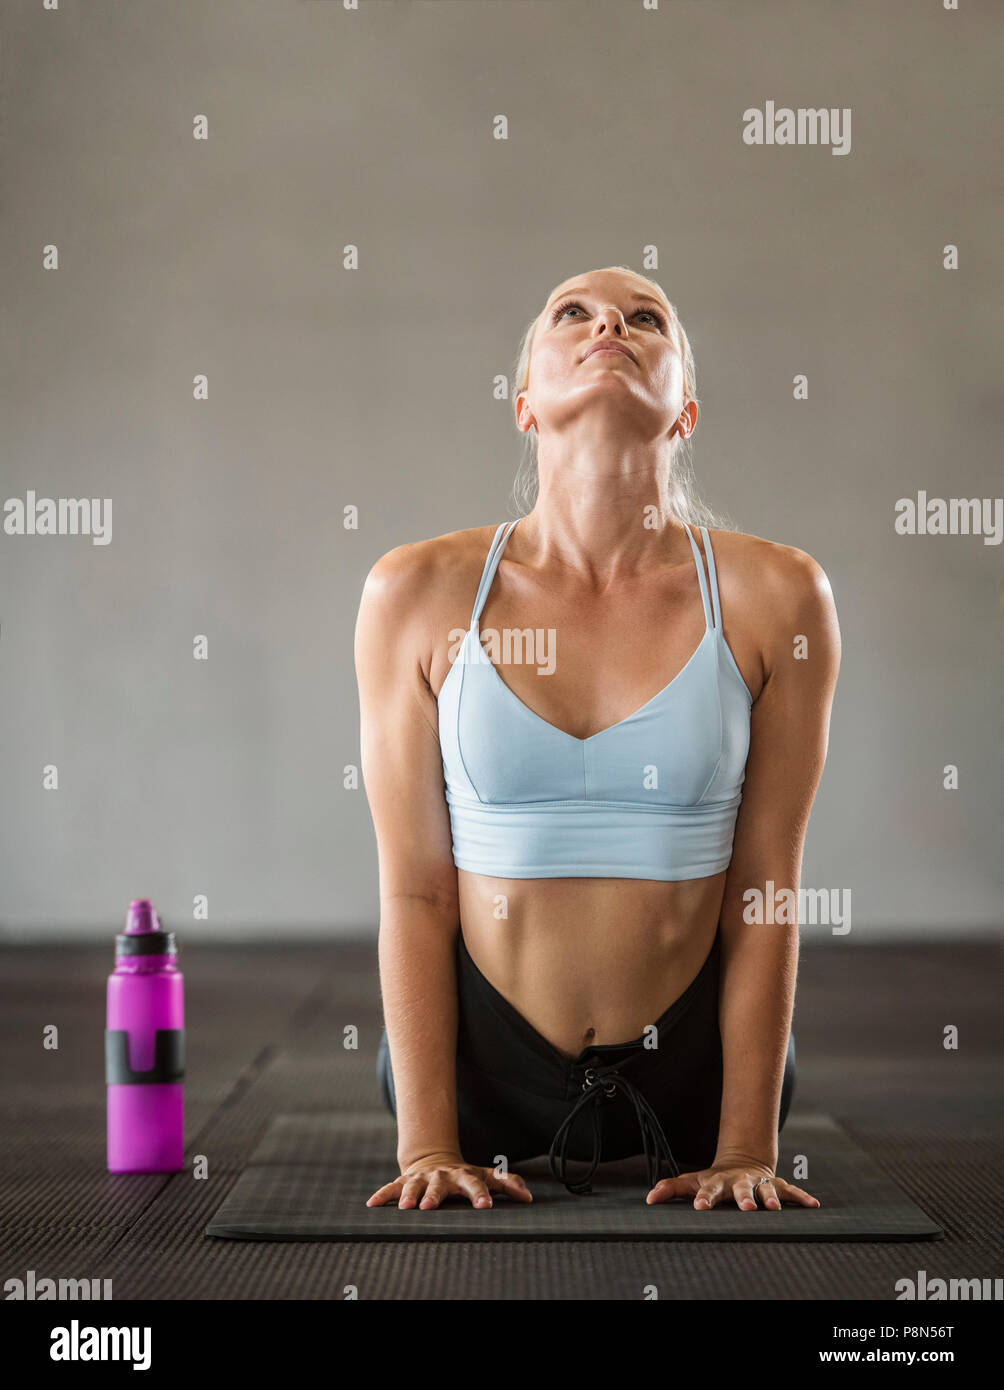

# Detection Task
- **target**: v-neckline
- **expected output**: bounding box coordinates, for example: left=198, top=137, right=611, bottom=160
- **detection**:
left=467, top=623, right=714, bottom=745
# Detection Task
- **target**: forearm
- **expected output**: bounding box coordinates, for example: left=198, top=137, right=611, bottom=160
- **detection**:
left=714, top=881, right=799, bottom=1168
left=378, top=897, right=462, bottom=1169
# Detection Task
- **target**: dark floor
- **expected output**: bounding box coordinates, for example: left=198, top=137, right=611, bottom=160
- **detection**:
left=1, top=937, right=1000, bottom=1299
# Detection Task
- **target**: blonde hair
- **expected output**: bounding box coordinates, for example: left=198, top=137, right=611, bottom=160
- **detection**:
left=509, top=265, right=732, bottom=530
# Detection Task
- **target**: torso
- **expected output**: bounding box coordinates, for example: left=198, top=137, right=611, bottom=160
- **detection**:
left=455, top=872, right=727, bottom=1060
left=424, top=521, right=767, bottom=1060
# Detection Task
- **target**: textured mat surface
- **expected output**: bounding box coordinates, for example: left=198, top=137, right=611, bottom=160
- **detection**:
left=6, top=940, right=995, bottom=1295
left=205, top=1110, right=944, bottom=1241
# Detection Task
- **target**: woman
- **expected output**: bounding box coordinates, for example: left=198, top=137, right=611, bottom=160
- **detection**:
left=355, top=265, right=840, bottom=1211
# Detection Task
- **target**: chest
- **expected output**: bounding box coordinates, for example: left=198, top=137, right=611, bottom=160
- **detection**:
left=473, top=580, right=711, bottom=744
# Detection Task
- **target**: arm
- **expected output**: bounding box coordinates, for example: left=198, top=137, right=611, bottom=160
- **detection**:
left=354, top=541, right=463, bottom=1170
left=714, top=544, right=841, bottom=1170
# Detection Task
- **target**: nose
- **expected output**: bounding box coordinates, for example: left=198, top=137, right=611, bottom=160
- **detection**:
left=593, top=310, right=627, bottom=336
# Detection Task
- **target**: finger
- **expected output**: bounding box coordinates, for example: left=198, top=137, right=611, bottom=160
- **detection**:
left=646, top=1174, right=699, bottom=1205
left=695, top=1178, right=726, bottom=1210
left=418, top=1172, right=449, bottom=1210
left=396, top=1176, right=428, bottom=1210
left=754, top=1180, right=781, bottom=1211
left=365, top=1179, right=403, bottom=1208
left=486, top=1171, right=534, bottom=1203
left=455, top=1172, right=493, bottom=1209
left=733, top=1178, right=758, bottom=1212
left=774, top=1178, right=821, bottom=1208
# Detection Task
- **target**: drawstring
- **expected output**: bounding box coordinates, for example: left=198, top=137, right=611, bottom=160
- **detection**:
left=547, top=1062, right=681, bottom=1195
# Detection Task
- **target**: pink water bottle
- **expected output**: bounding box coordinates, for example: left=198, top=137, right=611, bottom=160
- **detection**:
left=105, top=899, right=185, bottom=1172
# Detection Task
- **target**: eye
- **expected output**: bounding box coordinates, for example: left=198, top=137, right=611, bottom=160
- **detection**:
left=549, top=298, right=667, bottom=330
left=550, top=298, right=586, bottom=323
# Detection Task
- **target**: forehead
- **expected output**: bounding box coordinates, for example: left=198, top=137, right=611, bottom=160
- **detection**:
left=543, top=272, right=670, bottom=315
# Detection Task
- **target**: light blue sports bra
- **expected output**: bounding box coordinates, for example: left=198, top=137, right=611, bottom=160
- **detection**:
left=437, top=520, right=753, bottom=881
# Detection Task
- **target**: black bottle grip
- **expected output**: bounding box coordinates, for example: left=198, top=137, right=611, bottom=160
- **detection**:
left=105, top=1028, right=185, bottom=1084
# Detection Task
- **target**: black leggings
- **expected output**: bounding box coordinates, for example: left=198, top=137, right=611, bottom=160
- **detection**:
left=377, top=927, right=796, bottom=1194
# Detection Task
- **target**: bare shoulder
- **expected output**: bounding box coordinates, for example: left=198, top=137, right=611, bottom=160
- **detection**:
left=708, top=527, right=841, bottom=691
left=355, top=525, right=502, bottom=692
left=360, top=523, right=498, bottom=621
left=707, top=526, right=838, bottom=623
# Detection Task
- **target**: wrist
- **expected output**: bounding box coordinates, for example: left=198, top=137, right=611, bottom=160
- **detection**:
left=712, top=1144, right=778, bottom=1171
left=398, top=1146, right=464, bottom=1171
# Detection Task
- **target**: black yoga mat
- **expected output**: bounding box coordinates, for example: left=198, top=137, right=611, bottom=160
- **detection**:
left=205, top=1110, right=943, bottom=1241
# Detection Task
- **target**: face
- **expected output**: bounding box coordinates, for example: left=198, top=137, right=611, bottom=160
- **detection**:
left=516, top=271, right=694, bottom=442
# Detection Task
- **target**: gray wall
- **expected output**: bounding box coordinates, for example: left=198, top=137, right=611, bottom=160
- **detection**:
left=2, top=0, right=1000, bottom=941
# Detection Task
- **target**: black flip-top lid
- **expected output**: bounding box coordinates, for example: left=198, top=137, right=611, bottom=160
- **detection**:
left=115, top=930, right=178, bottom=957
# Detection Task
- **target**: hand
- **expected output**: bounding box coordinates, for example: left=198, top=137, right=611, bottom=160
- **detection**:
left=365, top=1151, right=534, bottom=1210
left=645, top=1160, right=821, bottom=1211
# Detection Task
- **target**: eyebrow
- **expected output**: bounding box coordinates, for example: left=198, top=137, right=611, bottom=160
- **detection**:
left=545, top=287, right=669, bottom=315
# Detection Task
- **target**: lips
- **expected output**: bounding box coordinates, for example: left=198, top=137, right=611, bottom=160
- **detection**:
left=583, top=343, right=636, bottom=363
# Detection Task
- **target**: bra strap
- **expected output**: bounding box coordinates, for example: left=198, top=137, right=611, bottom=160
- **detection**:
left=684, top=523, right=714, bottom=630
left=699, top=526, right=723, bottom=630
left=471, top=520, right=519, bottom=628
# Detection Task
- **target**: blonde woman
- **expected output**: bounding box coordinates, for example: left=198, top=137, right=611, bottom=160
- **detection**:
left=356, top=266, right=840, bottom=1211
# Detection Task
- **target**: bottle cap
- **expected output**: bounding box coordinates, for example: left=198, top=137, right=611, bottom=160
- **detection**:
left=116, top=898, right=177, bottom=957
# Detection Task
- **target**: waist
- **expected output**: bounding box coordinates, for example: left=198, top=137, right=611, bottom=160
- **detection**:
left=446, top=790, right=742, bottom=881
left=457, top=883, right=724, bottom=1059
